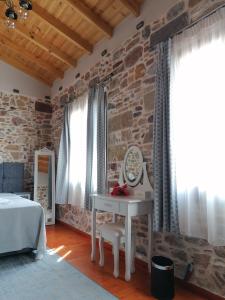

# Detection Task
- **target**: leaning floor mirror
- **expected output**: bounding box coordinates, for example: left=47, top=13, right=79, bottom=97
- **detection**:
left=34, top=148, right=55, bottom=225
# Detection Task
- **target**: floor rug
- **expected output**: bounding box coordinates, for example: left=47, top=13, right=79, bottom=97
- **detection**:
left=0, top=250, right=118, bottom=300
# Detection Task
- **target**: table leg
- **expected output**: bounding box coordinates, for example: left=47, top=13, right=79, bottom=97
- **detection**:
left=91, top=208, right=96, bottom=262
left=148, top=203, right=153, bottom=272
left=125, top=214, right=132, bottom=281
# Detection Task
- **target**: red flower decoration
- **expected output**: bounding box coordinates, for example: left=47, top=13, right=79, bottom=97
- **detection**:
left=111, top=182, right=129, bottom=196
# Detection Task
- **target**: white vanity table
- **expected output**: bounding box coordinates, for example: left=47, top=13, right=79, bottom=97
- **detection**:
left=91, top=193, right=153, bottom=281
left=91, top=146, right=153, bottom=281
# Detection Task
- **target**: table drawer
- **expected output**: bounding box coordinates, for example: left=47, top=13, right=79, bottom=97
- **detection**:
left=95, top=198, right=119, bottom=213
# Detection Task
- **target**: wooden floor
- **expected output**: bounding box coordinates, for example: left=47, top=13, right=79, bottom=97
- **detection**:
left=46, top=223, right=207, bottom=300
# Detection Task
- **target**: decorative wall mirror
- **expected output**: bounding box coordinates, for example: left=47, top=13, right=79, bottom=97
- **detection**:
left=34, top=148, right=55, bottom=225
left=119, top=146, right=153, bottom=197
left=123, top=146, right=143, bottom=187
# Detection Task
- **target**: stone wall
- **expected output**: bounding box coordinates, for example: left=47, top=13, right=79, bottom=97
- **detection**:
left=37, top=185, right=48, bottom=210
left=0, top=92, right=52, bottom=192
left=52, top=0, right=225, bottom=297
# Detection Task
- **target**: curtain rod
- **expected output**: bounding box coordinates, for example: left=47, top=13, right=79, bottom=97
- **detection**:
left=97, top=72, right=114, bottom=86
left=70, top=3, right=225, bottom=93
left=98, top=3, right=225, bottom=85
left=173, top=3, right=225, bottom=38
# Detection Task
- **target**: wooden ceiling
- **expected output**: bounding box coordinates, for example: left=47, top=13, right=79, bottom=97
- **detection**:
left=0, top=0, right=144, bottom=86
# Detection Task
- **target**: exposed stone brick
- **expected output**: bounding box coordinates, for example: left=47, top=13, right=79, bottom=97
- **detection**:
left=113, top=48, right=124, bottom=61
left=12, top=116, right=26, bottom=126
left=69, top=92, right=76, bottom=102
left=124, top=46, right=143, bottom=68
left=214, top=247, right=225, bottom=259
left=108, top=88, right=120, bottom=99
left=110, top=78, right=120, bottom=90
left=126, top=37, right=140, bottom=51
left=35, top=101, right=52, bottom=113
left=113, top=60, right=123, bottom=70
left=189, top=0, right=202, bottom=8
left=128, top=80, right=141, bottom=90
left=108, top=145, right=127, bottom=161
left=133, top=111, right=142, bottom=118
left=108, top=103, right=116, bottom=110
left=0, top=111, right=6, bottom=116
left=143, top=126, right=153, bottom=143
left=108, top=111, right=133, bottom=132
left=193, top=254, right=211, bottom=268
left=171, top=249, right=188, bottom=261
left=142, top=25, right=151, bottom=40
left=135, top=63, right=146, bottom=80
left=144, top=91, right=155, bottom=111
left=120, top=79, right=128, bottom=89
left=113, top=64, right=125, bottom=76
left=165, top=234, right=184, bottom=248
left=4, top=145, right=19, bottom=151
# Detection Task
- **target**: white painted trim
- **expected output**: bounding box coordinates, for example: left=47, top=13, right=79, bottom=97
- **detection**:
left=34, top=148, right=55, bottom=225
left=123, top=146, right=143, bottom=187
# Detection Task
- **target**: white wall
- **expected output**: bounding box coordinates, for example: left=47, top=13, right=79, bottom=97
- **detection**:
left=51, top=0, right=178, bottom=97
left=0, top=61, right=51, bottom=98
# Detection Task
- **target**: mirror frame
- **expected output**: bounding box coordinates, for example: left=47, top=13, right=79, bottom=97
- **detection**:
left=34, top=148, right=55, bottom=225
left=123, top=146, right=143, bottom=187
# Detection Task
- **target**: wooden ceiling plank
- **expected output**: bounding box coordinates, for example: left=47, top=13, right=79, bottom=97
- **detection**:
left=0, top=50, right=52, bottom=86
left=118, top=0, right=140, bottom=17
left=32, top=2, right=92, bottom=53
left=65, top=0, right=113, bottom=38
left=14, top=22, right=76, bottom=67
left=0, top=32, right=64, bottom=79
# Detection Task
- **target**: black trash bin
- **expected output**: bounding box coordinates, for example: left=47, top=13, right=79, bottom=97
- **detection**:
left=151, top=256, right=174, bottom=299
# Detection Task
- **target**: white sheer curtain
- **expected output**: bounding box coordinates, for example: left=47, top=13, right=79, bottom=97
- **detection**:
left=170, top=8, right=225, bottom=246
left=67, top=93, right=88, bottom=207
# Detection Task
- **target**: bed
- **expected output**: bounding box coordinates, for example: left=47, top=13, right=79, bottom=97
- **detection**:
left=0, top=163, right=46, bottom=258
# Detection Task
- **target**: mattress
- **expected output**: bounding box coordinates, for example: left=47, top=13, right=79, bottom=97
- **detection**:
left=0, top=193, right=46, bottom=258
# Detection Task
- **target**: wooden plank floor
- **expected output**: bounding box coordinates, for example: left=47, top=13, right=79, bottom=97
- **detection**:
left=46, top=223, right=207, bottom=300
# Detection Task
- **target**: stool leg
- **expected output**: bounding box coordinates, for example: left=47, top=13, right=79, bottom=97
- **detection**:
left=99, top=235, right=104, bottom=267
left=113, top=238, right=120, bottom=278
left=131, top=234, right=136, bottom=274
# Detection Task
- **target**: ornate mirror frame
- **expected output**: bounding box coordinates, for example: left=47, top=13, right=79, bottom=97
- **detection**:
left=34, top=148, right=55, bottom=225
left=123, top=145, right=143, bottom=187
left=119, top=146, right=153, bottom=197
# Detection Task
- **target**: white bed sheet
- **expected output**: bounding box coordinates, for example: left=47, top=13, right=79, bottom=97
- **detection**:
left=0, top=193, right=46, bottom=258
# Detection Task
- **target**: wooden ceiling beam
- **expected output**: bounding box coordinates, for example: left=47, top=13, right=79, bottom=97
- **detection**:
left=14, top=22, right=76, bottom=67
left=65, top=0, right=113, bottom=38
left=0, top=32, right=64, bottom=79
left=118, top=0, right=140, bottom=17
left=32, top=2, right=92, bottom=53
left=0, top=48, right=52, bottom=86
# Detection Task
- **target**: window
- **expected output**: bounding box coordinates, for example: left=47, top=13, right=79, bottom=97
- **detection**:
left=56, top=85, right=106, bottom=210
left=67, top=93, right=88, bottom=207
left=170, top=9, right=225, bottom=245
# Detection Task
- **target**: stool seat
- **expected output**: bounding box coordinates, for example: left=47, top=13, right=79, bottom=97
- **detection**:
left=98, top=222, right=135, bottom=279
left=99, top=223, right=125, bottom=237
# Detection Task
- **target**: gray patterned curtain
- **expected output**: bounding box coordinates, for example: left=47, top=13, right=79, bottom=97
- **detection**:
left=55, top=105, right=70, bottom=204
left=48, top=156, right=52, bottom=209
left=153, top=40, right=179, bottom=234
left=85, top=84, right=107, bottom=210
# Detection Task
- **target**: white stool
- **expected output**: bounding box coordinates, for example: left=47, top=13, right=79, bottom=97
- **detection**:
left=98, top=222, right=136, bottom=279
